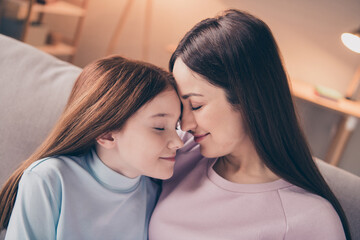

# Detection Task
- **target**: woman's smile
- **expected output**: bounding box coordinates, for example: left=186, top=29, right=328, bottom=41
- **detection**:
left=193, top=133, right=210, bottom=143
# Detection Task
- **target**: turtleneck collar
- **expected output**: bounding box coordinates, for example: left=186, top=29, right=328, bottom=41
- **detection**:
left=86, top=149, right=141, bottom=192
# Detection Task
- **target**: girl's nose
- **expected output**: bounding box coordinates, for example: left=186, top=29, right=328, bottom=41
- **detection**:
left=168, top=132, right=184, bottom=150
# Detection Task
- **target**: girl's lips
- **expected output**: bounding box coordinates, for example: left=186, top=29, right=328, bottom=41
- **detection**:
left=194, top=133, right=209, bottom=143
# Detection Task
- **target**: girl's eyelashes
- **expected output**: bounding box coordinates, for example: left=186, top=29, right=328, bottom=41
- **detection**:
left=154, top=122, right=180, bottom=131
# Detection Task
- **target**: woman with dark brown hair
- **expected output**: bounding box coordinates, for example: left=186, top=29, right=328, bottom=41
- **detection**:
left=149, top=9, right=350, bottom=239
left=0, top=55, right=183, bottom=239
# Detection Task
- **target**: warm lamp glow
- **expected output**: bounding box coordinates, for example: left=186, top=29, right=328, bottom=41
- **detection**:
left=341, top=32, right=360, bottom=53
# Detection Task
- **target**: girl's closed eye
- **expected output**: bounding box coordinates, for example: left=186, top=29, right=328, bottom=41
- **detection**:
left=154, top=122, right=180, bottom=131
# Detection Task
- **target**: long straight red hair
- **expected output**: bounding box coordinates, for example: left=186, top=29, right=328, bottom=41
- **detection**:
left=0, top=55, right=176, bottom=229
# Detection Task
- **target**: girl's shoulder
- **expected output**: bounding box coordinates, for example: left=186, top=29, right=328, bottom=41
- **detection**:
left=24, top=154, right=89, bottom=181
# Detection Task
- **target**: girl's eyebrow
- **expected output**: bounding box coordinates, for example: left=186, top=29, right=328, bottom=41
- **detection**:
left=181, top=93, right=203, bottom=99
left=150, top=113, right=171, bottom=118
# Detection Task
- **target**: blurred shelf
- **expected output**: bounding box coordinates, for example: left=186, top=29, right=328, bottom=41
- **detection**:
left=290, top=80, right=360, bottom=118
left=4, top=0, right=85, bottom=20
left=291, top=79, right=360, bottom=166
left=1, top=0, right=88, bottom=62
left=32, top=1, right=85, bottom=17
left=37, top=42, right=76, bottom=56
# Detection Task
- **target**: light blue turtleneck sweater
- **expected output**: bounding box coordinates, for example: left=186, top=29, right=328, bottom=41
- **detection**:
left=5, top=149, right=160, bottom=240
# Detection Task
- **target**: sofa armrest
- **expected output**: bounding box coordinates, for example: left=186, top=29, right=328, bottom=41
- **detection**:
left=316, top=158, right=360, bottom=239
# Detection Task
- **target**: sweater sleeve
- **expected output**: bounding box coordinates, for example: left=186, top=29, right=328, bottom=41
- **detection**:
left=5, top=171, right=60, bottom=240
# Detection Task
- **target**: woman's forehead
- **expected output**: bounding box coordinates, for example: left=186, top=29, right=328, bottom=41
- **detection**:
left=173, top=59, right=220, bottom=97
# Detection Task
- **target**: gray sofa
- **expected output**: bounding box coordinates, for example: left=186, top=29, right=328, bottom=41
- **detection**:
left=0, top=34, right=81, bottom=239
left=0, top=34, right=359, bottom=239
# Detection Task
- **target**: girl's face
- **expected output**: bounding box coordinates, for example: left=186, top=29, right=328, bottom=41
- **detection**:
left=104, top=89, right=183, bottom=180
left=172, top=58, right=249, bottom=158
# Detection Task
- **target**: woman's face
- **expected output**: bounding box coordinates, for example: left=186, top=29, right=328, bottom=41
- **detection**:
left=105, top=89, right=183, bottom=180
left=172, top=58, right=249, bottom=158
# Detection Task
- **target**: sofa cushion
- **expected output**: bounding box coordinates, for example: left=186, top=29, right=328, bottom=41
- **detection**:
left=0, top=34, right=81, bottom=185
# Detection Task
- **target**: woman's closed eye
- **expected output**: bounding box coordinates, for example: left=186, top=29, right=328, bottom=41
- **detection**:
left=189, top=101, right=203, bottom=111
left=191, top=105, right=202, bottom=111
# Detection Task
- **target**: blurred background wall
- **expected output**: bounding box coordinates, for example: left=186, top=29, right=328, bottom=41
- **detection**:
left=45, top=0, right=360, bottom=176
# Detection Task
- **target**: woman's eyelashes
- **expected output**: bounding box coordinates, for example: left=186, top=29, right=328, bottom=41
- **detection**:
left=191, top=105, right=202, bottom=111
left=154, top=127, right=165, bottom=131
left=189, top=101, right=203, bottom=111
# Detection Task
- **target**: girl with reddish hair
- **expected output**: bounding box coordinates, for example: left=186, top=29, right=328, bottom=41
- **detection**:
left=0, top=55, right=183, bottom=239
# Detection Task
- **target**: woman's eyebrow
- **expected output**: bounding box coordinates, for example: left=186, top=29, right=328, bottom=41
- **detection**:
left=181, top=93, right=204, bottom=99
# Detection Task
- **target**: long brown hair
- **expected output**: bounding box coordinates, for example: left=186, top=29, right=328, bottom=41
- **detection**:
left=0, top=55, right=176, bottom=229
left=170, top=9, right=351, bottom=239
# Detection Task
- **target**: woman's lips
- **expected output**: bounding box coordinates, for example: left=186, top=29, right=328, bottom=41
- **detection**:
left=194, top=133, right=210, bottom=143
left=160, top=156, right=176, bottom=162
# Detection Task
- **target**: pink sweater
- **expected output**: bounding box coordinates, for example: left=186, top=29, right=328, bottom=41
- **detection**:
left=149, top=132, right=346, bottom=240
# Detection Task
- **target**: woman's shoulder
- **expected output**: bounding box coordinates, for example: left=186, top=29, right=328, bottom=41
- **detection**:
left=279, top=185, right=337, bottom=211
left=279, top=185, right=346, bottom=239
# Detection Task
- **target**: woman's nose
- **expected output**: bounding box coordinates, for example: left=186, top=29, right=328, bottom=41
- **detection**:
left=180, top=107, right=197, bottom=132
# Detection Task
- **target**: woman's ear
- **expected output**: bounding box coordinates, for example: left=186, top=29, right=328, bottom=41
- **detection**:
left=96, top=132, right=116, bottom=149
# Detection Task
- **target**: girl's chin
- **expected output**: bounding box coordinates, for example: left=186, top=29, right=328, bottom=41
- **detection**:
left=151, top=169, right=174, bottom=180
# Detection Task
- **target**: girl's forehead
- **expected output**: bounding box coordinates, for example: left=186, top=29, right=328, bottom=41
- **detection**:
left=132, top=90, right=181, bottom=119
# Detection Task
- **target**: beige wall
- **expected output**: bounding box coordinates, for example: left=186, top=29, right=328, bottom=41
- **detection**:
left=74, top=0, right=360, bottom=94
left=71, top=0, right=360, bottom=175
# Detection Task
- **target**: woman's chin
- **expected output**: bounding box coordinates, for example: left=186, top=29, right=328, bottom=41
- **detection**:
left=200, top=147, right=220, bottom=159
